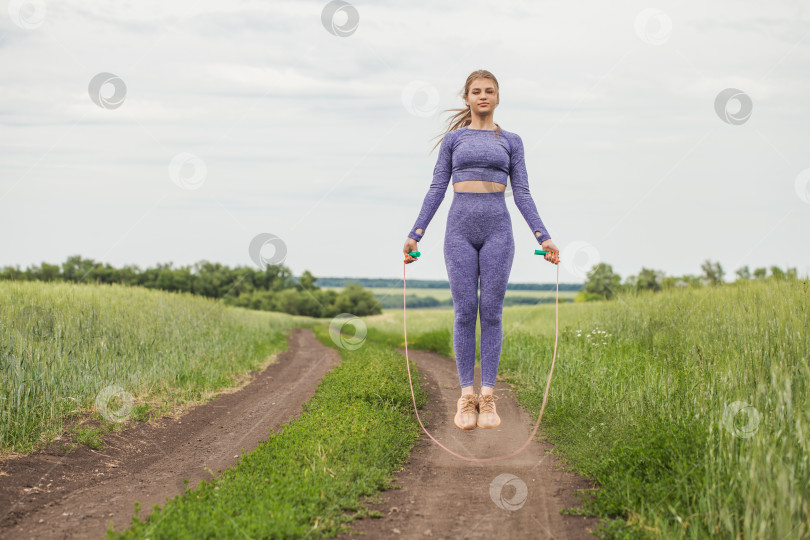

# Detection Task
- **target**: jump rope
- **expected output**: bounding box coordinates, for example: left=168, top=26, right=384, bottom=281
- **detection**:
left=401, top=249, right=561, bottom=463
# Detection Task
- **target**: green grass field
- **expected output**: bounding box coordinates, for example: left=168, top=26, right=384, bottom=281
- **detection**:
left=0, top=280, right=317, bottom=455
left=2, top=277, right=807, bottom=538
left=513, top=279, right=808, bottom=539
left=331, top=286, right=579, bottom=302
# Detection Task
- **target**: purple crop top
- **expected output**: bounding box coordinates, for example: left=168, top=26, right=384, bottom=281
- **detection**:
left=407, top=126, right=551, bottom=244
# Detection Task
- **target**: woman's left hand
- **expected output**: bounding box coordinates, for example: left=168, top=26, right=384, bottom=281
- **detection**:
left=541, top=238, right=560, bottom=264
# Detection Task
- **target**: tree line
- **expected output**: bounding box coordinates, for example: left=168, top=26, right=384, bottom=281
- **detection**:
left=578, top=260, right=803, bottom=301
left=0, top=255, right=381, bottom=318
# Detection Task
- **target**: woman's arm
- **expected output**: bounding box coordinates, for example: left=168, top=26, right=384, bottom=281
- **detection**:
left=407, top=131, right=455, bottom=242
left=508, top=132, right=551, bottom=244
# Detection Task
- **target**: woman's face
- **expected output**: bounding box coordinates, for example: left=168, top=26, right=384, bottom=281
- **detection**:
left=465, top=78, right=499, bottom=114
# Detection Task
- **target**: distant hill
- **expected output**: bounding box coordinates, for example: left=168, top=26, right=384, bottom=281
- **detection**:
left=314, top=276, right=583, bottom=291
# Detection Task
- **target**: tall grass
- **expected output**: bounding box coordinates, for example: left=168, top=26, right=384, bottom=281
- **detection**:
left=0, top=280, right=315, bottom=455
left=497, top=279, right=809, bottom=538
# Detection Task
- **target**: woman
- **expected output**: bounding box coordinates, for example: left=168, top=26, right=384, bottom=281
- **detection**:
left=402, top=69, right=559, bottom=431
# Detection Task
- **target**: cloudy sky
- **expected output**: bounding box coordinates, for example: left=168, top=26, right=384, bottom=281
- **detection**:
left=1, top=0, right=808, bottom=286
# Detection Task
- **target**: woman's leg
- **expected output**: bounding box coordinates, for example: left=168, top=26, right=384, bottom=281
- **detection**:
left=445, top=198, right=482, bottom=390
left=478, top=209, right=514, bottom=390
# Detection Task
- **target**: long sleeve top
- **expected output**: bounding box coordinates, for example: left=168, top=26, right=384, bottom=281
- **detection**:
left=407, top=126, right=551, bottom=245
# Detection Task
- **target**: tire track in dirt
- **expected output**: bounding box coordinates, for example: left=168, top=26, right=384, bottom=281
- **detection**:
left=338, top=347, right=602, bottom=540
left=0, top=327, right=341, bottom=540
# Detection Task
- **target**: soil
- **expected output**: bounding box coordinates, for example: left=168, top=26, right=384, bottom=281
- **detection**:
left=0, top=328, right=604, bottom=539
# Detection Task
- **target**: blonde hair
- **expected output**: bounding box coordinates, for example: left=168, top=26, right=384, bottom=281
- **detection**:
left=431, top=69, right=502, bottom=152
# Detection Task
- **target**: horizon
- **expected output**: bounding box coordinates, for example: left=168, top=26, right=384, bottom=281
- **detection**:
left=3, top=252, right=806, bottom=286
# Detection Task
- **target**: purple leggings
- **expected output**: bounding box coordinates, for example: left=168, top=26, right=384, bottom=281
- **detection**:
left=444, top=190, right=515, bottom=389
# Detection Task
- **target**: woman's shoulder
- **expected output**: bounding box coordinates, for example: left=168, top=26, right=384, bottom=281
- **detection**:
left=441, top=126, right=465, bottom=142
left=496, top=128, right=523, bottom=154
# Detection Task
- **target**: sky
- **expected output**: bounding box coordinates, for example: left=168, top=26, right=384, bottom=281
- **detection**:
left=1, top=0, right=809, bottom=285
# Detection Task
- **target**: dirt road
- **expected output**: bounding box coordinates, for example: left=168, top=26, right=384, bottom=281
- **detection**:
left=0, top=328, right=603, bottom=539
left=338, top=346, right=602, bottom=540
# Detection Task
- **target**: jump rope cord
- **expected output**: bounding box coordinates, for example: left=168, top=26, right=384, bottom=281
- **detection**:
left=402, top=257, right=560, bottom=463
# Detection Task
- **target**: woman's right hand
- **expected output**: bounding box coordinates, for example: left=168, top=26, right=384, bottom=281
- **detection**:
left=541, top=238, right=560, bottom=264
left=403, top=238, right=418, bottom=263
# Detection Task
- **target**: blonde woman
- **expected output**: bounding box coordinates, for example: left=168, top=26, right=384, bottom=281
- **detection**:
left=403, top=70, right=559, bottom=430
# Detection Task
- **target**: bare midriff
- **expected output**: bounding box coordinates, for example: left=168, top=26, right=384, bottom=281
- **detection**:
left=453, top=180, right=506, bottom=193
